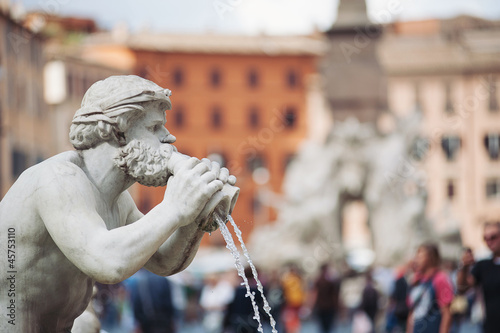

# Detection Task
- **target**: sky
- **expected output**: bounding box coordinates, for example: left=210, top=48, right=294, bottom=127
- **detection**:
left=19, top=0, right=500, bottom=35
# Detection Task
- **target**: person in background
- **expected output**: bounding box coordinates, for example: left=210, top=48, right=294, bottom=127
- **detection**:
left=224, top=267, right=264, bottom=333
left=125, top=268, right=175, bottom=333
left=407, top=243, right=453, bottom=333
left=281, top=264, right=306, bottom=333
left=265, top=270, right=286, bottom=332
left=310, top=263, right=342, bottom=333
left=359, top=270, right=380, bottom=333
left=94, top=282, right=135, bottom=333
left=457, top=221, right=500, bottom=333
left=446, top=251, right=470, bottom=333
left=199, top=273, right=234, bottom=333
left=386, top=263, right=410, bottom=333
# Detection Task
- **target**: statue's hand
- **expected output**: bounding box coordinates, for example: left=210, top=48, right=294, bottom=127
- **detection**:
left=200, top=158, right=237, bottom=186
left=195, top=159, right=237, bottom=233
left=163, top=157, right=223, bottom=227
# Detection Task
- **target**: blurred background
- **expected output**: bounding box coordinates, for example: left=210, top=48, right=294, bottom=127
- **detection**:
left=0, top=0, right=499, bottom=332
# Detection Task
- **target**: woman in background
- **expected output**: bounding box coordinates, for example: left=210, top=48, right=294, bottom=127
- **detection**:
left=407, top=243, right=453, bottom=333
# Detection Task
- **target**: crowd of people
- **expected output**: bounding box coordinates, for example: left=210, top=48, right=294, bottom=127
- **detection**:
left=93, top=221, right=500, bottom=333
left=385, top=221, right=500, bottom=333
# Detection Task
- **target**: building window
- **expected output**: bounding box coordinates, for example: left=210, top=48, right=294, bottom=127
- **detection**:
left=172, top=68, right=184, bottom=87
left=283, top=107, right=297, bottom=128
left=7, top=70, right=15, bottom=109
left=489, top=75, right=499, bottom=112
left=484, top=133, right=500, bottom=160
left=139, top=195, right=152, bottom=214
left=210, top=68, right=221, bottom=88
left=414, top=81, right=422, bottom=111
left=84, top=76, right=93, bottom=94
left=80, top=76, right=87, bottom=97
left=446, top=179, right=455, bottom=200
left=247, top=154, right=265, bottom=172
left=411, top=137, right=430, bottom=161
left=139, top=66, right=148, bottom=79
left=248, top=106, right=260, bottom=129
left=413, top=81, right=422, bottom=111
left=444, top=81, right=453, bottom=113
left=211, top=106, right=223, bottom=129
left=66, top=70, right=74, bottom=97
left=441, top=135, right=461, bottom=161
left=486, top=179, right=500, bottom=199
left=174, top=106, right=185, bottom=128
left=251, top=196, right=262, bottom=214
left=247, top=68, right=259, bottom=88
left=16, top=80, right=24, bottom=111
left=12, top=149, right=27, bottom=178
left=286, top=69, right=299, bottom=89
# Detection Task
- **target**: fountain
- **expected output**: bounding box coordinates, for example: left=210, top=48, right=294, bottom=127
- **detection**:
left=216, top=215, right=278, bottom=333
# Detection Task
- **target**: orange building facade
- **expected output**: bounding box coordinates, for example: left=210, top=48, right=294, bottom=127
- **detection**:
left=125, top=35, right=322, bottom=244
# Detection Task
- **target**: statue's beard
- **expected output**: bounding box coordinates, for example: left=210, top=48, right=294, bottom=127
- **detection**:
left=114, top=140, right=174, bottom=187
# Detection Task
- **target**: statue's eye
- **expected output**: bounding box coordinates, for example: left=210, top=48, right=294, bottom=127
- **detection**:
left=148, top=124, right=160, bottom=132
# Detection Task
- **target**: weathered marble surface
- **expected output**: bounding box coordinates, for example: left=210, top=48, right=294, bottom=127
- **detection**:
left=0, top=75, right=238, bottom=332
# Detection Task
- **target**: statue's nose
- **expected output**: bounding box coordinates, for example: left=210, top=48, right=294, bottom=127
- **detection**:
left=161, top=134, right=176, bottom=144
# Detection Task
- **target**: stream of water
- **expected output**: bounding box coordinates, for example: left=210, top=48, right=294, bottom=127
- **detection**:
left=215, top=215, right=278, bottom=333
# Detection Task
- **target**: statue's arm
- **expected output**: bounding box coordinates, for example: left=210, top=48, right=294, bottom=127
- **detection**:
left=36, top=159, right=220, bottom=283
left=36, top=169, right=179, bottom=284
left=123, top=192, right=206, bottom=276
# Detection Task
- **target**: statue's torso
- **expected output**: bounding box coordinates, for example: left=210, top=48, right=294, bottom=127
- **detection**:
left=0, top=151, right=125, bottom=332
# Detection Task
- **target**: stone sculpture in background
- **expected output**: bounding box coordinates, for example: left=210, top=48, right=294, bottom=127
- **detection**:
left=250, top=112, right=436, bottom=270
left=0, top=75, right=238, bottom=332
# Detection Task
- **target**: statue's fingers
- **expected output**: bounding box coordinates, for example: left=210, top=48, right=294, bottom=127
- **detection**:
left=228, top=175, right=237, bottom=185
left=200, top=170, right=217, bottom=183
left=175, top=157, right=200, bottom=174
left=218, top=167, right=229, bottom=183
left=211, top=161, right=221, bottom=179
left=201, top=158, right=212, bottom=168
left=206, top=180, right=223, bottom=196
left=192, top=161, right=211, bottom=175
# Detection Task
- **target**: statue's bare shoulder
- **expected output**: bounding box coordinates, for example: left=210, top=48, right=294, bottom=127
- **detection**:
left=30, top=151, right=106, bottom=234
left=38, top=151, right=136, bottom=218
left=0, top=151, right=91, bottom=216
left=34, top=151, right=95, bottom=202
left=38, top=150, right=86, bottom=180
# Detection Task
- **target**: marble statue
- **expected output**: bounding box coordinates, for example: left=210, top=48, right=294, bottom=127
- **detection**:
left=0, top=75, right=238, bottom=332
left=250, top=113, right=433, bottom=270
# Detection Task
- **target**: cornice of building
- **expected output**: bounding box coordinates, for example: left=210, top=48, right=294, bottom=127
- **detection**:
left=84, top=31, right=327, bottom=57
left=378, top=15, right=500, bottom=76
left=45, top=51, right=127, bottom=74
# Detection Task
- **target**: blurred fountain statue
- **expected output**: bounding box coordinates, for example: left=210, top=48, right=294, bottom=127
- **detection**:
left=250, top=111, right=433, bottom=269
left=249, top=0, right=461, bottom=271
left=0, top=75, right=239, bottom=332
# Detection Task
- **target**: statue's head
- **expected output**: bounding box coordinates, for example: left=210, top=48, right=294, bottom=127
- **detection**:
left=70, top=75, right=172, bottom=150
left=70, top=75, right=176, bottom=187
